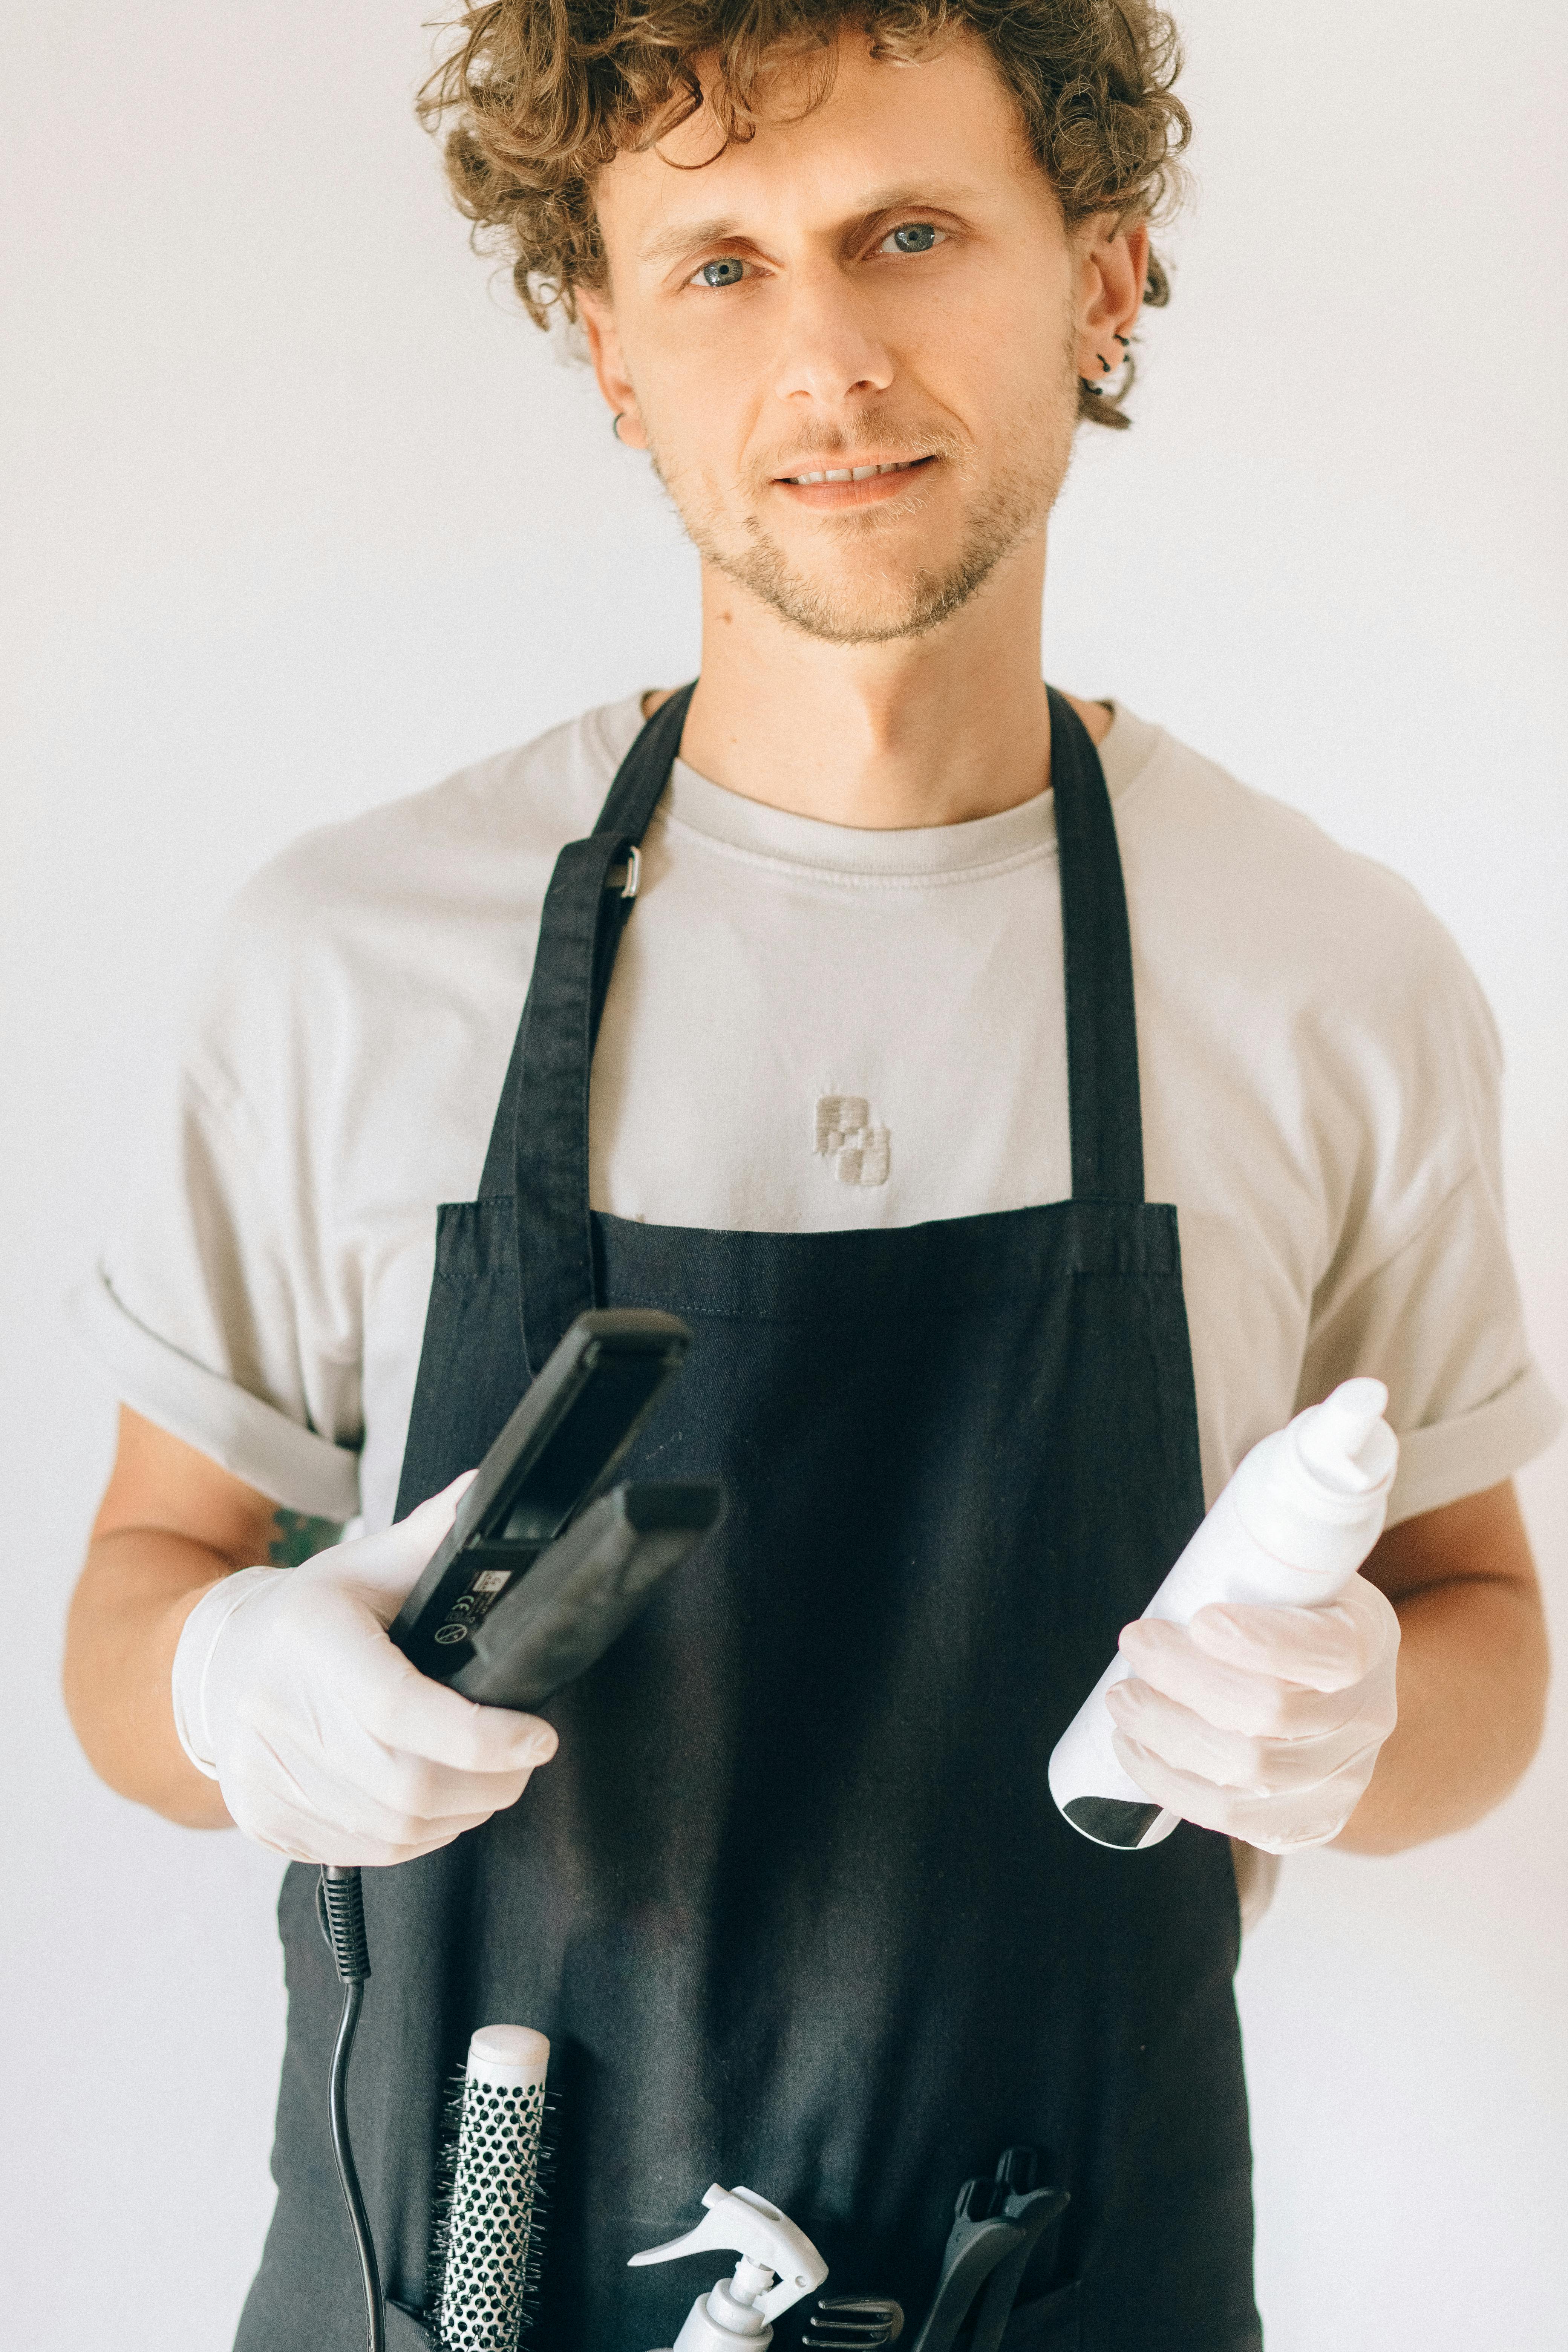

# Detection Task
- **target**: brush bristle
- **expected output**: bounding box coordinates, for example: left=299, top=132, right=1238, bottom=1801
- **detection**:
left=514, top=2091, right=560, bottom=2343
left=423, top=2067, right=469, bottom=2321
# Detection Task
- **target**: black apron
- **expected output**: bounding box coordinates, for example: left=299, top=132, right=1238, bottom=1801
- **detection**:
left=238, top=688, right=1260, bottom=2352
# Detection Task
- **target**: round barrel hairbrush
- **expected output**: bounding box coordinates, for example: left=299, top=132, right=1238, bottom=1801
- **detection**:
left=430, top=2026, right=552, bottom=2352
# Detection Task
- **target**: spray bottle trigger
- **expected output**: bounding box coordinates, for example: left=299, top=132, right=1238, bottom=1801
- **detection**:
left=628, top=2184, right=828, bottom=2338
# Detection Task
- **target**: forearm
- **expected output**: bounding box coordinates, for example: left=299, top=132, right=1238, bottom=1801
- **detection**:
left=1335, top=1574, right=1549, bottom=1854
left=64, top=1530, right=236, bottom=1828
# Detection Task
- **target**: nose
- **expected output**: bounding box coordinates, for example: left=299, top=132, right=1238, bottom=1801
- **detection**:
left=770, top=261, right=896, bottom=408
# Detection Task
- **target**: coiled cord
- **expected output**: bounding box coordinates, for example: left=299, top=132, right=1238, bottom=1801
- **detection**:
left=318, top=1864, right=386, bottom=2352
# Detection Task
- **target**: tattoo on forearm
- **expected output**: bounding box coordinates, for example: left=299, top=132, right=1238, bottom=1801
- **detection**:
left=268, top=1510, right=343, bottom=1567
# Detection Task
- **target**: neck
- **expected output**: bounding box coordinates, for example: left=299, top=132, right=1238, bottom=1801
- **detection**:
left=676, top=527, right=1082, bottom=830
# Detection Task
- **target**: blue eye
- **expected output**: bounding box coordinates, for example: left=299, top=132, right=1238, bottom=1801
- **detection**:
left=884, top=223, right=941, bottom=255
left=695, top=256, right=746, bottom=288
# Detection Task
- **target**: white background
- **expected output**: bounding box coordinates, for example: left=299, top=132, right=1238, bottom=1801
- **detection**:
left=3, top=2, right=1564, bottom=2343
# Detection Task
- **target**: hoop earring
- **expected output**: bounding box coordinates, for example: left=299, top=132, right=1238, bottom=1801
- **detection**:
left=612, top=412, right=629, bottom=444
left=1080, top=338, right=1133, bottom=395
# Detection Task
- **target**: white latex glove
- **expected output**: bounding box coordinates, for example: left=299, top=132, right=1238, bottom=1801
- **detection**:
left=172, top=1474, right=558, bottom=1865
left=1103, top=1573, right=1401, bottom=1854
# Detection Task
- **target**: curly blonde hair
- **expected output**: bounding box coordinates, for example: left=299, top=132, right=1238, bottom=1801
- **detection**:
left=419, top=0, right=1190, bottom=429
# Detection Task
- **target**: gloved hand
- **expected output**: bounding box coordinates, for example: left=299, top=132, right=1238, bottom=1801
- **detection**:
left=1104, top=1573, right=1401, bottom=1854
left=172, top=1475, right=557, bottom=1865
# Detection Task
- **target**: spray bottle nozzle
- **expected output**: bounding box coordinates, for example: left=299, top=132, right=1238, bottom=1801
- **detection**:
left=629, top=2184, right=828, bottom=2345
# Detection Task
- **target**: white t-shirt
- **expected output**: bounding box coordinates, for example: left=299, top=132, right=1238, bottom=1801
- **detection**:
left=78, top=692, right=1562, bottom=1931
left=77, top=690, right=1559, bottom=1539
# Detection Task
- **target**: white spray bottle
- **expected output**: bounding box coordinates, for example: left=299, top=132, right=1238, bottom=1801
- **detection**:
left=1048, top=1376, right=1399, bottom=1851
left=629, top=2182, right=828, bottom=2352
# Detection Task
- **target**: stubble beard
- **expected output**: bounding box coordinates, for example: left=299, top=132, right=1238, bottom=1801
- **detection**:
left=647, top=395, right=1071, bottom=648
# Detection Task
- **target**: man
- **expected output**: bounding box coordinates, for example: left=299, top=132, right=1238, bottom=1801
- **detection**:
left=64, top=7, right=1557, bottom=2348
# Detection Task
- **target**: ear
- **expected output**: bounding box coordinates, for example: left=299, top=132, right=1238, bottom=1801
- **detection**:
left=1071, top=216, right=1151, bottom=383
left=576, top=286, right=649, bottom=451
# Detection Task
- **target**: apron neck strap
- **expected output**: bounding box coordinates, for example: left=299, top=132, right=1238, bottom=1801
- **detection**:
left=592, top=682, right=697, bottom=840
left=493, top=679, right=1143, bottom=1372
left=1046, top=688, right=1145, bottom=1204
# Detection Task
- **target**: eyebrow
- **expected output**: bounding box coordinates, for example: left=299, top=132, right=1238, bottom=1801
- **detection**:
left=638, top=215, right=743, bottom=266
left=635, top=184, right=983, bottom=268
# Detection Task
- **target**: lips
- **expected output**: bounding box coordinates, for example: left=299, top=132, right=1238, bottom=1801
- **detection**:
left=777, top=456, right=931, bottom=485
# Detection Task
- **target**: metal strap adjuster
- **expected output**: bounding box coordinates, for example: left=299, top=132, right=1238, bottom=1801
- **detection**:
left=605, top=842, right=640, bottom=901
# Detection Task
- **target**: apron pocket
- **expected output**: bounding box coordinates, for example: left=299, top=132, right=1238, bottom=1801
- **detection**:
left=385, top=2299, right=435, bottom=2347
left=1001, top=2279, right=1080, bottom=2349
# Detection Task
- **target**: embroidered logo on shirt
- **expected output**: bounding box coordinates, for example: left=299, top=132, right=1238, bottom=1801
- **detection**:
left=814, top=1095, right=890, bottom=1187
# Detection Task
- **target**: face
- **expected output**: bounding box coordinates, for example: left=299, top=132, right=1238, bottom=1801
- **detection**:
left=579, top=31, right=1144, bottom=647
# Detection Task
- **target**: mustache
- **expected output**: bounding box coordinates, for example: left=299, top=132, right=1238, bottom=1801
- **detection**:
left=752, top=412, right=967, bottom=480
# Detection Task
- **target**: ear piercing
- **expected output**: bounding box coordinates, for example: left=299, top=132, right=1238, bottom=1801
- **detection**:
left=1081, top=335, right=1133, bottom=396
left=612, top=412, right=629, bottom=443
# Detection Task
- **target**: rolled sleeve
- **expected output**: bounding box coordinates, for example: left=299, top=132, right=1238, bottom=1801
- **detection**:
left=1302, top=1159, right=1562, bottom=1527
left=69, top=1266, right=361, bottom=1523
left=1387, top=1359, right=1563, bottom=1527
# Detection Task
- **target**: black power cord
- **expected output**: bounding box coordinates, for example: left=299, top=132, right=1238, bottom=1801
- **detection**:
left=317, top=1863, right=386, bottom=2352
